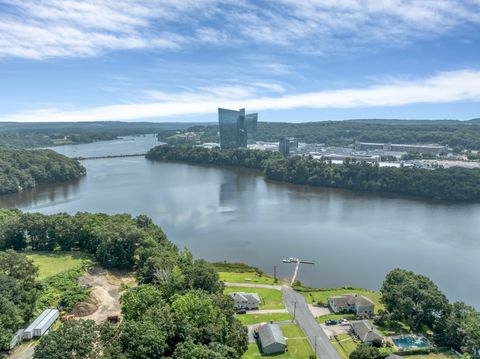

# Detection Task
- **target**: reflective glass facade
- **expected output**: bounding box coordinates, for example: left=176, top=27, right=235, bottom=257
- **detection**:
left=218, top=108, right=257, bottom=149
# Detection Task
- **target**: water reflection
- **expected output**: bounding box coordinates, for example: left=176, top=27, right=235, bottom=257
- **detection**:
left=0, top=137, right=479, bottom=308
left=0, top=179, right=82, bottom=209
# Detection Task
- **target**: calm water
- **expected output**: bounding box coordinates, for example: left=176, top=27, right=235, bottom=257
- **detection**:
left=1, top=135, right=479, bottom=307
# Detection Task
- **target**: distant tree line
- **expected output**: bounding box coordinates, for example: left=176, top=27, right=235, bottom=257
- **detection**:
left=0, top=149, right=85, bottom=195
left=146, top=145, right=480, bottom=202
left=0, top=210, right=248, bottom=357
left=157, top=119, right=480, bottom=150
left=0, top=121, right=201, bottom=148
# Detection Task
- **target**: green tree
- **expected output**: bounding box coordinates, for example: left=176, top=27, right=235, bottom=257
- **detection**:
left=33, top=320, right=102, bottom=359
left=349, top=345, right=386, bottom=359
left=381, top=268, right=449, bottom=330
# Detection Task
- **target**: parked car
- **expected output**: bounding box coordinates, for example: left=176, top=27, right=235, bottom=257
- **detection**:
left=236, top=309, right=247, bottom=314
left=325, top=319, right=338, bottom=326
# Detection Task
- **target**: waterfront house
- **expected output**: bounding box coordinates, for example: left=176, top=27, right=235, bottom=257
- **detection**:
left=230, top=292, right=260, bottom=310
left=328, top=294, right=375, bottom=316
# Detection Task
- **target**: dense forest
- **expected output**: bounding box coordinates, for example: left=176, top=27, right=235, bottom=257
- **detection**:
left=0, top=121, right=207, bottom=148
left=157, top=119, right=480, bottom=150
left=146, top=145, right=480, bottom=202
left=0, top=149, right=85, bottom=195
left=0, top=210, right=248, bottom=357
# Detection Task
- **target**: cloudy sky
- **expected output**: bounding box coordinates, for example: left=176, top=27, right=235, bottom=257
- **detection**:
left=1, top=0, right=479, bottom=122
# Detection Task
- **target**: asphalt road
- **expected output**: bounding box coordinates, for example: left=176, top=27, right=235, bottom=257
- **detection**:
left=282, top=286, right=342, bottom=359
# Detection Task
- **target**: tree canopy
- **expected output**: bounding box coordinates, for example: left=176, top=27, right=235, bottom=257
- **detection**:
left=0, top=149, right=85, bottom=195
left=146, top=145, right=480, bottom=202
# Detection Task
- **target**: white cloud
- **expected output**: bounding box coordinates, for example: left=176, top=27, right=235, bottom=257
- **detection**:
left=2, top=70, right=480, bottom=122
left=0, top=0, right=479, bottom=59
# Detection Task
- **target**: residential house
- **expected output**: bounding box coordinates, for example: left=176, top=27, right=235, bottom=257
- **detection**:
left=328, top=294, right=375, bottom=316
left=258, top=323, right=286, bottom=355
left=230, top=292, right=260, bottom=310
left=350, top=320, right=384, bottom=345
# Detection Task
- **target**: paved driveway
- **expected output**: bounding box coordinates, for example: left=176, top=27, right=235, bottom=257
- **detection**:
left=282, top=286, right=342, bottom=359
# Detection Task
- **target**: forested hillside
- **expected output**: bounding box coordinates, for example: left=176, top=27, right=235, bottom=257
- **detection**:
left=0, top=210, right=248, bottom=357
left=146, top=145, right=480, bottom=202
left=0, top=149, right=85, bottom=195
left=158, top=120, right=480, bottom=150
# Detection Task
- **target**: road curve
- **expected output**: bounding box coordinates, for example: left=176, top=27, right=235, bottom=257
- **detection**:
left=282, top=286, right=341, bottom=359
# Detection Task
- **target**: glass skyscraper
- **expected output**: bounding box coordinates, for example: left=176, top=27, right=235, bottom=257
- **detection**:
left=218, top=108, right=257, bottom=149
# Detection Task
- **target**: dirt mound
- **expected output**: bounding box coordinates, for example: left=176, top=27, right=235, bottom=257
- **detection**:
left=72, top=293, right=99, bottom=317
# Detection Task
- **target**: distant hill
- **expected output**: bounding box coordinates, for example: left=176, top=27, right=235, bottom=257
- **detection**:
left=468, top=118, right=480, bottom=123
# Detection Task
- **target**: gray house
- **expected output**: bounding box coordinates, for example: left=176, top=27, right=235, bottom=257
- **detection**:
left=328, top=294, right=375, bottom=316
left=230, top=292, right=260, bottom=310
left=258, top=323, right=286, bottom=355
left=350, top=320, right=384, bottom=345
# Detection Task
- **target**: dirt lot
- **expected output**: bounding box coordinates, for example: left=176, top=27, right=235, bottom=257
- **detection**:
left=321, top=323, right=350, bottom=338
left=74, top=266, right=135, bottom=323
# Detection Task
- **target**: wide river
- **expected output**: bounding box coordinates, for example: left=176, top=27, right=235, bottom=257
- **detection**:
left=1, top=135, right=479, bottom=307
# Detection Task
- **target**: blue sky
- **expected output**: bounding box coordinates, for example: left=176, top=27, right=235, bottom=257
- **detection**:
left=0, top=0, right=479, bottom=122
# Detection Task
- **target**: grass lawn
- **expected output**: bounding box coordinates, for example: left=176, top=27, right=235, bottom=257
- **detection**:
left=331, top=333, right=359, bottom=359
left=237, top=313, right=293, bottom=326
left=26, top=251, right=92, bottom=280
left=299, top=288, right=383, bottom=314
left=224, top=287, right=284, bottom=309
left=243, top=324, right=314, bottom=358
left=219, top=271, right=279, bottom=285
left=372, top=319, right=411, bottom=336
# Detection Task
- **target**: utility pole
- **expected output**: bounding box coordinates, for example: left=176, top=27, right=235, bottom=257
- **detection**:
left=273, top=265, right=277, bottom=283
left=293, top=300, right=297, bottom=320
left=314, top=336, right=317, bottom=358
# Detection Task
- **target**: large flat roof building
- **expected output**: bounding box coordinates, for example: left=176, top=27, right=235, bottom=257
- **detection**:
left=356, top=142, right=447, bottom=155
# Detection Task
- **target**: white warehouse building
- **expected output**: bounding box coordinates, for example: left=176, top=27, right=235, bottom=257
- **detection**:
left=23, top=308, right=59, bottom=340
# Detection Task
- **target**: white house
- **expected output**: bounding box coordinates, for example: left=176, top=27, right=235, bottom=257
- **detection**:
left=258, top=323, right=286, bottom=355
left=230, top=292, right=260, bottom=310
left=328, top=294, right=375, bottom=316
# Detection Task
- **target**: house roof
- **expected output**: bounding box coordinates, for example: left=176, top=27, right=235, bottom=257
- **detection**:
left=258, top=323, right=286, bottom=348
left=330, top=294, right=374, bottom=307
left=229, top=292, right=260, bottom=303
left=351, top=320, right=384, bottom=343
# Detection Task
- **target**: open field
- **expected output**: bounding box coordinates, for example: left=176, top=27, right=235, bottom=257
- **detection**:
left=237, top=313, right=293, bottom=326
left=219, top=271, right=279, bottom=285
left=224, top=286, right=284, bottom=309
left=331, top=333, right=358, bottom=359
left=26, top=251, right=92, bottom=280
left=407, top=354, right=456, bottom=359
left=243, top=324, right=314, bottom=359
left=299, top=288, right=383, bottom=314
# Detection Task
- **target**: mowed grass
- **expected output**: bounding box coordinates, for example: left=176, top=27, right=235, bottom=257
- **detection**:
left=331, top=333, right=358, bottom=359
left=301, top=288, right=383, bottom=314
left=243, top=324, right=314, bottom=358
left=407, top=354, right=456, bottom=359
left=26, top=251, right=92, bottom=280
left=219, top=271, right=278, bottom=285
left=224, top=287, right=284, bottom=309
left=237, top=313, right=293, bottom=326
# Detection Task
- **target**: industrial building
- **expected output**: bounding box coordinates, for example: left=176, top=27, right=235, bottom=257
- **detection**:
left=218, top=108, right=257, bottom=149
left=279, top=137, right=299, bottom=155
left=355, top=142, right=447, bottom=155
left=23, top=308, right=59, bottom=340
left=258, top=323, right=286, bottom=355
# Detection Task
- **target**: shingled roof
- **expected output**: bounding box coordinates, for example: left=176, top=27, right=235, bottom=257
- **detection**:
left=258, top=323, right=286, bottom=348
left=351, top=320, right=384, bottom=343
